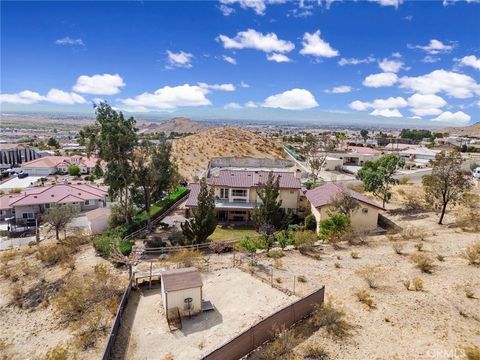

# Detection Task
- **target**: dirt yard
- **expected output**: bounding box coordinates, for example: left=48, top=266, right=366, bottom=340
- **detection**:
left=115, top=267, right=294, bottom=360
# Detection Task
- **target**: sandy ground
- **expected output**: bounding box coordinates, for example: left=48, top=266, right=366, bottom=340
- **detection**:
left=115, top=268, right=293, bottom=360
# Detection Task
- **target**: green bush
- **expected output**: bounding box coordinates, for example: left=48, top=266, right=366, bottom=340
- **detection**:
left=304, top=214, right=317, bottom=231
left=319, top=212, right=351, bottom=245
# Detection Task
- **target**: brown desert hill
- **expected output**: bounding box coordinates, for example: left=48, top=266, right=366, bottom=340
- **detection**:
left=138, top=117, right=211, bottom=134
left=172, top=127, right=287, bottom=180
left=439, top=121, right=480, bottom=137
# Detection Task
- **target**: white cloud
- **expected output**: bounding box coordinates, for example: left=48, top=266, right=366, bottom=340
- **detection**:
left=73, top=73, right=125, bottom=95
left=217, top=29, right=294, bottom=53
left=245, top=100, right=258, bottom=108
left=266, top=53, right=292, bottom=62
left=118, top=84, right=211, bottom=110
left=443, top=0, right=480, bottom=6
left=55, top=37, right=85, bottom=46
left=224, top=102, right=242, bottom=109
left=218, top=0, right=287, bottom=15
left=363, top=72, right=398, bottom=87
left=198, top=83, right=236, bottom=92
left=263, top=88, right=318, bottom=110
left=300, top=30, right=339, bottom=58
left=399, top=69, right=480, bottom=98
left=370, top=109, right=403, bottom=117
left=166, top=50, right=193, bottom=69
left=411, top=39, right=454, bottom=54
left=219, top=4, right=235, bottom=15
left=458, top=55, right=480, bottom=70
left=222, top=55, right=237, bottom=65
left=407, top=93, right=446, bottom=116
left=422, top=55, right=440, bottom=63
left=240, top=81, right=250, bottom=88
left=369, top=0, right=403, bottom=8
left=432, top=111, right=471, bottom=124
left=0, top=89, right=85, bottom=105
left=325, top=85, right=352, bottom=94
left=338, top=56, right=376, bottom=66
left=349, top=100, right=370, bottom=111
left=378, top=58, right=404, bottom=73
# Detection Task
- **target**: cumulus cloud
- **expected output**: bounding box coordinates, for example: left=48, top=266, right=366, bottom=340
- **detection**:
left=73, top=74, right=125, bottom=95
left=198, top=83, right=236, bottom=91
left=217, top=29, right=294, bottom=53
left=338, top=56, right=376, bottom=66
left=362, top=72, right=398, bottom=87
left=457, top=55, right=480, bottom=70
left=407, top=93, right=446, bottom=116
left=432, top=111, right=471, bottom=124
left=224, top=102, right=242, bottom=109
left=240, top=81, right=250, bottom=88
left=422, top=55, right=440, bottom=63
left=55, top=37, right=85, bottom=46
left=263, top=88, right=318, bottom=110
left=370, top=109, right=403, bottom=117
left=399, top=69, right=480, bottom=98
left=369, top=0, right=403, bottom=8
left=266, top=53, right=292, bottom=62
left=0, top=89, right=85, bottom=105
left=299, top=30, right=339, bottom=58
left=325, top=85, right=352, bottom=94
left=222, top=55, right=237, bottom=65
left=378, top=58, right=404, bottom=73
left=245, top=100, right=258, bottom=108
left=166, top=50, right=193, bottom=69
left=118, top=84, right=211, bottom=111
left=218, top=0, right=286, bottom=15
left=410, top=39, right=454, bottom=54
left=350, top=96, right=406, bottom=117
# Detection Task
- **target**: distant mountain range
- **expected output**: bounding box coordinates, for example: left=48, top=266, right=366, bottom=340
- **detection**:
left=439, top=122, right=480, bottom=137
left=137, top=117, right=211, bottom=134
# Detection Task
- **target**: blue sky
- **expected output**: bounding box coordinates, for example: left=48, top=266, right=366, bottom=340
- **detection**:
left=1, top=0, right=479, bottom=126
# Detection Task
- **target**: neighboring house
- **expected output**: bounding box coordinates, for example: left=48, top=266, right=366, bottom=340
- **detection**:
left=304, top=183, right=383, bottom=233
left=185, top=169, right=304, bottom=222
left=0, top=184, right=109, bottom=223
left=21, top=155, right=106, bottom=176
left=329, top=146, right=382, bottom=166
left=323, top=157, right=344, bottom=171
left=86, top=207, right=111, bottom=235
left=161, top=267, right=203, bottom=318
left=399, top=147, right=440, bottom=163
left=0, top=143, right=41, bottom=168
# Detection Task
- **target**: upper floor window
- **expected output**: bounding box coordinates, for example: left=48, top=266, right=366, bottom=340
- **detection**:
left=220, top=188, right=229, bottom=199
left=231, top=189, right=247, bottom=197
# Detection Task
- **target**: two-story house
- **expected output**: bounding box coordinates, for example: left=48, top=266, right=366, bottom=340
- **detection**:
left=185, top=169, right=305, bottom=222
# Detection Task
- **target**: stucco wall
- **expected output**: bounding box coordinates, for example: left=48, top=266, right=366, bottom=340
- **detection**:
left=317, top=203, right=380, bottom=231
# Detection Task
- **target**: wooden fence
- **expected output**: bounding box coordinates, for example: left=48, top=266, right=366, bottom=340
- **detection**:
left=202, top=286, right=325, bottom=360
left=101, top=275, right=133, bottom=360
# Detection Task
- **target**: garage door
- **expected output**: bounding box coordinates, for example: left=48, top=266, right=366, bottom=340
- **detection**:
left=26, top=168, right=52, bottom=176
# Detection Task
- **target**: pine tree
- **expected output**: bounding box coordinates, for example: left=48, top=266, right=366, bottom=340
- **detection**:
left=181, top=178, right=217, bottom=244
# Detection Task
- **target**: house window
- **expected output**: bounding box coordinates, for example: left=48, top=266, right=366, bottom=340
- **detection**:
left=290, top=190, right=295, bottom=194
left=45, top=203, right=50, bottom=209
left=231, top=189, right=247, bottom=197
left=362, top=208, right=369, bottom=214
left=22, top=213, right=34, bottom=219
left=220, top=189, right=229, bottom=199
left=85, top=200, right=92, bottom=205
left=232, top=198, right=247, bottom=203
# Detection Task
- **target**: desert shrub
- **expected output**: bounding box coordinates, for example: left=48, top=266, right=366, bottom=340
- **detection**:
left=465, top=287, right=475, bottom=299
left=401, top=226, right=427, bottom=241
left=436, top=254, right=445, bottom=262
left=310, top=301, right=352, bottom=339
left=354, top=289, right=376, bottom=309
left=93, top=233, right=133, bottom=257
left=268, top=248, right=284, bottom=259
left=275, top=229, right=295, bottom=249
left=38, top=343, right=72, bottom=360
left=170, top=249, right=201, bottom=268
left=462, top=241, right=480, bottom=266
left=1, top=250, right=16, bottom=265
left=11, top=284, right=25, bottom=307
left=258, top=326, right=300, bottom=360
left=392, top=242, right=405, bottom=255
left=402, top=192, right=424, bottom=211
left=411, top=253, right=435, bottom=273
left=294, top=230, right=317, bottom=253
left=275, top=277, right=282, bottom=283
left=346, top=183, right=364, bottom=193
left=302, top=344, right=328, bottom=359
left=414, top=242, right=424, bottom=251
left=74, top=307, right=110, bottom=350
left=412, top=277, right=424, bottom=291
left=209, top=241, right=233, bottom=253
left=350, top=251, right=359, bottom=259
left=145, top=237, right=164, bottom=249
left=334, top=262, right=341, bottom=269
left=355, top=266, right=383, bottom=289
left=456, top=208, right=480, bottom=232
left=304, top=214, right=317, bottom=232
left=36, top=245, right=71, bottom=267
left=463, top=345, right=480, bottom=360
left=274, top=259, right=283, bottom=270
left=297, top=275, right=307, bottom=283
left=399, top=176, right=411, bottom=185
left=319, top=213, right=351, bottom=246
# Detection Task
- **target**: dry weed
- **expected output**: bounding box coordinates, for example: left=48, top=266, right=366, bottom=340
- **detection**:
left=355, top=266, right=384, bottom=289
left=462, top=242, right=480, bottom=266
left=354, top=290, right=376, bottom=309
left=411, top=253, right=435, bottom=274
left=310, top=300, right=353, bottom=339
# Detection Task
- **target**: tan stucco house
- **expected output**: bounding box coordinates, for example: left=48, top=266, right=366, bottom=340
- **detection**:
left=304, top=183, right=383, bottom=233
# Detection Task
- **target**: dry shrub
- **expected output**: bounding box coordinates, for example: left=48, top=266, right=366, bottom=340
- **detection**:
left=36, top=245, right=72, bottom=267
left=346, top=183, right=364, bottom=193
left=1, top=250, right=16, bottom=265
left=310, top=300, right=352, bottom=339
left=463, top=345, right=480, bottom=360
left=170, top=249, right=202, bottom=268
left=14, top=279, right=63, bottom=309
left=334, top=262, right=341, bottom=269
left=162, top=353, right=174, bottom=360
left=455, top=208, right=480, bottom=232
left=401, top=226, right=427, bottom=241
left=412, top=277, right=424, bottom=291
left=392, top=242, right=405, bottom=255
left=302, top=344, right=328, bottom=359
left=411, top=253, right=435, bottom=274
left=208, top=241, right=233, bottom=254
left=465, top=287, right=475, bottom=299
left=399, top=176, right=411, bottom=185
left=275, top=277, right=282, bottom=284
left=350, top=251, right=359, bottom=259
left=297, top=275, right=307, bottom=283
left=74, top=307, right=111, bottom=350
left=402, top=192, right=424, bottom=211
left=38, top=343, right=73, bottom=360
left=258, top=326, right=300, bottom=360
left=436, top=254, right=445, bottom=262
left=354, top=290, right=376, bottom=309
left=11, top=283, right=25, bottom=307
left=268, top=248, right=285, bottom=259
left=462, top=242, right=480, bottom=266
left=355, top=266, right=383, bottom=289
left=274, top=259, right=283, bottom=269
left=414, top=242, right=424, bottom=251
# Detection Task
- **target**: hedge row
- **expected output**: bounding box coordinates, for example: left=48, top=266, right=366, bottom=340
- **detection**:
left=93, top=187, right=188, bottom=257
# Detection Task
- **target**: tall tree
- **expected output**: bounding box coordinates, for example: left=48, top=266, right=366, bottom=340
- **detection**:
left=360, top=129, right=369, bottom=142
left=356, top=154, right=405, bottom=208
left=42, top=204, right=78, bottom=240
left=181, top=178, right=217, bottom=245
left=252, top=172, right=288, bottom=231
left=422, top=150, right=472, bottom=225
left=303, top=134, right=327, bottom=184
left=79, top=102, right=137, bottom=223
left=331, top=191, right=360, bottom=217
left=132, top=138, right=176, bottom=230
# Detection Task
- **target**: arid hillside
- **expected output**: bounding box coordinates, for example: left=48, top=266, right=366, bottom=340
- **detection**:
left=171, top=127, right=287, bottom=180
left=138, top=117, right=211, bottom=134
left=439, top=121, right=480, bottom=137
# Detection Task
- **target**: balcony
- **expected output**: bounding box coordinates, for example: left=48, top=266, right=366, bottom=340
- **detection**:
left=214, top=200, right=258, bottom=210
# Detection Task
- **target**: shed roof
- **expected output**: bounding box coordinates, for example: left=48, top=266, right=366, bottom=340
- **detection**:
left=161, top=267, right=202, bottom=292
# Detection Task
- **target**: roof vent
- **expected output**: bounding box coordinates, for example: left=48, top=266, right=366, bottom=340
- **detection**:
left=51, top=194, right=54, bottom=197
left=34, top=196, right=37, bottom=198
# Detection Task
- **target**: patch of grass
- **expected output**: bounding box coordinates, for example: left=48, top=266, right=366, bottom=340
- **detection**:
left=354, top=289, right=376, bottom=309
left=401, top=226, right=427, bottom=241
left=462, top=241, right=480, bottom=266
left=208, top=225, right=258, bottom=242
left=74, top=307, right=110, bottom=350
left=310, top=300, right=353, bottom=339
left=411, top=253, right=435, bottom=274
left=170, top=249, right=202, bottom=268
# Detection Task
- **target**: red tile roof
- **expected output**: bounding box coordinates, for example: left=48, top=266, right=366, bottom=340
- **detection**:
left=208, top=169, right=301, bottom=189
left=21, top=155, right=105, bottom=169
left=305, top=183, right=383, bottom=210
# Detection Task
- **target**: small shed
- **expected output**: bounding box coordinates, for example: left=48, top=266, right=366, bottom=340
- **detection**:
left=161, top=267, right=203, bottom=318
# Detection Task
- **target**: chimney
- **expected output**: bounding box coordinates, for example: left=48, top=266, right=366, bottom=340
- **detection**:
left=253, top=171, right=259, bottom=184
left=294, top=168, right=301, bottom=179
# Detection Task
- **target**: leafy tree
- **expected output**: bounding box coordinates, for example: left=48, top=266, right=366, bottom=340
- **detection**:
left=47, top=137, right=60, bottom=149
left=275, top=229, right=294, bottom=249
left=360, top=129, right=369, bottom=142
left=304, top=214, right=317, bottom=232
left=319, top=213, right=351, bottom=246
left=356, top=154, right=405, bottom=208
left=42, top=204, right=79, bottom=240
left=422, top=150, right=472, bottom=225
left=79, top=102, right=137, bottom=224
left=331, top=191, right=360, bottom=217
left=181, top=178, right=217, bottom=245
left=239, top=236, right=260, bottom=265
left=132, top=139, right=176, bottom=231
left=400, top=129, right=432, bottom=142
left=303, top=134, right=327, bottom=184
left=252, top=172, right=288, bottom=231
left=67, top=164, right=81, bottom=177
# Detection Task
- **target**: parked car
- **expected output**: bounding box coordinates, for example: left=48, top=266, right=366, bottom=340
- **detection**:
left=18, top=172, right=29, bottom=179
